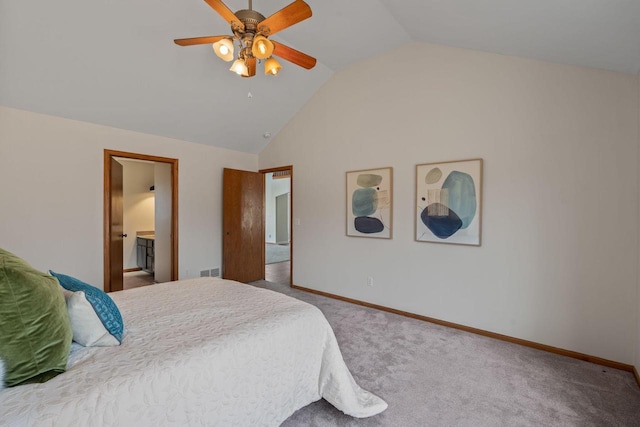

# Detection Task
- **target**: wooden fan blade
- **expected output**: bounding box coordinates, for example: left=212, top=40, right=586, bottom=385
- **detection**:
left=203, top=0, right=244, bottom=31
left=244, top=57, right=257, bottom=77
left=258, top=0, right=311, bottom=36
left=174, top=35, right=227, bottom=46
left=271, top=41, right=316, bottom=69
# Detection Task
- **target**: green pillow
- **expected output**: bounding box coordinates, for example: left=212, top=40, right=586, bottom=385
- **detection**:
left=0, top=248, right=72, bottom=387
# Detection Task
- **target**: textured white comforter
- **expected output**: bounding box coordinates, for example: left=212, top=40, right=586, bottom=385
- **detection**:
left=0, top=278, right=387, bottom=426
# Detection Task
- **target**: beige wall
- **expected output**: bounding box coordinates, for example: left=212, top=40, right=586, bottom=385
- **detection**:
left=637, top=73, right=640, bottom=372
left=120, top=160, right=155, bottom=270
left=265, top=174, right=291, bottom=244
left=260, top=42, right=640, bottom=364
left=0, top=106, right=258, bottom=288
left=153, top=162, right=172, bottom=283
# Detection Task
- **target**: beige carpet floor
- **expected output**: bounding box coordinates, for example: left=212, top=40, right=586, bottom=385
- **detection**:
left=250, top=280, right=640, bottom=427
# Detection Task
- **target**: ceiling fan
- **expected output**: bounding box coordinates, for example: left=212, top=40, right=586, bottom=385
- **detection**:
left=174, top=0, right=316, bottom=77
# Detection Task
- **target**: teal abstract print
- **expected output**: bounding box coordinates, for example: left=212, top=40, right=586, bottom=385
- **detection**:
left=346, top=167, right=393, bottom=239
left=416, top=159, right=482, bottom=245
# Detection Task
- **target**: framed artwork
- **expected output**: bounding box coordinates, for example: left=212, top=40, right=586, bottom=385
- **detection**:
left=346, top=167, right=393, bottom=239
left=416, top=159, right=482, bottom=245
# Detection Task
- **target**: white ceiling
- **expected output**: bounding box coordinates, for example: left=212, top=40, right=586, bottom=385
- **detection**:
left=1, top=0, right=639, bottom=153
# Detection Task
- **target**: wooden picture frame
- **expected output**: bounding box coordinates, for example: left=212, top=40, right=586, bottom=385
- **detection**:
left=416, top=159, right=482, bottom=246
left=346, top=167, right=393, bottom=239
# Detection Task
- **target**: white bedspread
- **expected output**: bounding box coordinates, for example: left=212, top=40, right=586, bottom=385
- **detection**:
left=0, top=278, right=387, bottom=426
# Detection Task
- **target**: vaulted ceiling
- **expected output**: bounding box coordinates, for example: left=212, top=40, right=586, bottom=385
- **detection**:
left=1, top=0, right=639, bottom=153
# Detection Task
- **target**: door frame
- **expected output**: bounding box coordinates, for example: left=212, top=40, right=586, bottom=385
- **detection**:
left=103, top=149, right=179, bottom=292
left=260, top=165, right=293, bottom=286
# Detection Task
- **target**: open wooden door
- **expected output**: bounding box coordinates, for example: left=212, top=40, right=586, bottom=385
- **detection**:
left=108, top=158, right=124, bottom=292
left=223, top=168, right=264, bottom=283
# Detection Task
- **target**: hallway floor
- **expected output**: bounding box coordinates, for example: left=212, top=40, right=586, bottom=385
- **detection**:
left=265, top=260, right=290, bottom=285
left=123, top=270, right=155, bottom=290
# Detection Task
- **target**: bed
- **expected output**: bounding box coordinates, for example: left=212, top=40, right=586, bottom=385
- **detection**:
left=0, top=277, right=387, bottom=426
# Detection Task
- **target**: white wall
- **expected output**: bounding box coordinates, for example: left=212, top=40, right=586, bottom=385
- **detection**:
left=260, top=42, right=640, bottom=364
left=265, top=174, right=291, bottom=244
left=121, top=160, right=155, bottom=270
left=0, top=106, right=257, bottom=288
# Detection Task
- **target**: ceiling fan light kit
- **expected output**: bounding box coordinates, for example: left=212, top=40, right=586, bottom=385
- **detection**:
left=174, top=0, right=316, bottom=78
left=212, top=38, right=234, bottom=62
left=264, top=57, right=282, bottom=75
left=230, top=58, right=249, bottom=76
left=252, top=35, right=274, bottom=59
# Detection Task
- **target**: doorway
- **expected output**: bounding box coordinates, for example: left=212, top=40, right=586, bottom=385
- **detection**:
left=262, top=167, right=292, bottom=286
left=104, top=150, right=179, bottom=293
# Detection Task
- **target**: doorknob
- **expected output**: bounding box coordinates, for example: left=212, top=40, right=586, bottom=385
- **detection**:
left=121, top=233, right=128, bottom=238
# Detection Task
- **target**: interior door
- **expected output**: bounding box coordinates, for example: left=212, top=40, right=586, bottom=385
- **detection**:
left=109, top=158, right=124, bottom=292
left=223, top=168, right=264, bottom=282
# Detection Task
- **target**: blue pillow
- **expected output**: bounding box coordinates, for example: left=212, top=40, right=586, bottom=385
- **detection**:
left=49, top=271, right=124, bottom=343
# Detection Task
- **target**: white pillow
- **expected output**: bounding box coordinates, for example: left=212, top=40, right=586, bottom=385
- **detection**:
left=61, top=289, right=120, bottom=347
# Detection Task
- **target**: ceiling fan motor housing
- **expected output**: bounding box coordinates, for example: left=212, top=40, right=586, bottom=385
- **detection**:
left=234, top=9, right=266, bottom=34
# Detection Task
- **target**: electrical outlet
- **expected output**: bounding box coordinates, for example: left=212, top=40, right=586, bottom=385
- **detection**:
left=367, top=277, right=374, bottom=287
